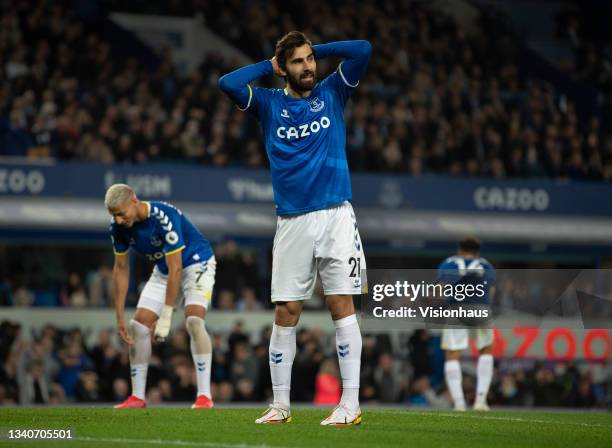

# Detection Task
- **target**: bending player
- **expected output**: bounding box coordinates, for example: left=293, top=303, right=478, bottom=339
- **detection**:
left=438, top=237, right=496, bottom=411
left=219, top=32, right=371, bottom=425
left=106, top=184, right=215, bottom=409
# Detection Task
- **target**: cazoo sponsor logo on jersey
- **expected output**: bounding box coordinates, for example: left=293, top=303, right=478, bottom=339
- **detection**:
left=276, top=116, right=331, bottom=140
left=146, top=251, right=165, bottom=261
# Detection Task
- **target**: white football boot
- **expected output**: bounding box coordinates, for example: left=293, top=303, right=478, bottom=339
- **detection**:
left=255, top=403, right=292, bottom=424
left=473, top=400, right=490, bottom=411
left=320, top=403, right=362, bottom=426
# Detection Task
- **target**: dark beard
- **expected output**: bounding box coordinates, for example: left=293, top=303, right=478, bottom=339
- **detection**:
left=287, top=72, right=316, bottom=93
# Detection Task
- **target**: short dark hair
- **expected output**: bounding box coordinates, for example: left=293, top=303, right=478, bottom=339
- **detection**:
left=275, top=31, right=313, bottom=71
left=458, top=237, right=481, bottom=254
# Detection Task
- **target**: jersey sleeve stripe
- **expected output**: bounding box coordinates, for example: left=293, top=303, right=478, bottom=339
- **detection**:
left=114, top=250, right=129, bottom=256
left=338, top=62, right=359, bottom=88
left=164, top=245, right=186, bottom=256
left=237, top=85, right=253, bottom=111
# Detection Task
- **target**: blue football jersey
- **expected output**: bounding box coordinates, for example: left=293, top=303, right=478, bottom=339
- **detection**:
left=246, top=67, right=357, bottom=216
left=109, top=201, right=213, bottom=274
left=437, top=256, right=496, bottom=304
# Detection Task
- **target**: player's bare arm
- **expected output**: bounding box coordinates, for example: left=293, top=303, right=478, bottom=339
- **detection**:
left=113, top=252, right=133, bottom=345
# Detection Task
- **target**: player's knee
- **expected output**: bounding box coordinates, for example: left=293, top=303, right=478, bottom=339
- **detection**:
left=480, top=345, right=493, bottom=355
left=445, top=350, right=461, bottom=361
left=185, top=315, right=205, bottom=338
left=326, top=295, right=355, bottom=320
left=185, top=304, right=206, bottom=320
left=274, top=302, right=301, bottom=326
left=129, top=319, right=150, bottom=338
left=133, top=308, right=158, bottom=328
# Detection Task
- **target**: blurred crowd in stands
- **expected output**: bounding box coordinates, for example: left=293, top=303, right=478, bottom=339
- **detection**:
left=555, top=2, right=612, bottom=128
left=6, top=240, right=610, bottom=319
left=0, top=240, right=277, bottom=310
left=1, top=1, right=612, bottom=180
left=1, top=320, right=609, bottom=408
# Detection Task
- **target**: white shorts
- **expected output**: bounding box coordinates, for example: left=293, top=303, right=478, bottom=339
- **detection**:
left=271, top=201, right=366, bottom=301
left=441, top=328, right=493, bottom=351
left=138, top=256, right=216, bottom=316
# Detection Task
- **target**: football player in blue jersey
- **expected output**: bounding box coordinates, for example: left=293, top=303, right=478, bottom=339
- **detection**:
left=438, top=237, right=496, bottom=411
left=219, top=31, right=371, bottom=426
left=105, top=184, right=215, bottom=410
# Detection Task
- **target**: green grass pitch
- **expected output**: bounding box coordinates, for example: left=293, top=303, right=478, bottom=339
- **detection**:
left=1, top=407, right=611, bottom=447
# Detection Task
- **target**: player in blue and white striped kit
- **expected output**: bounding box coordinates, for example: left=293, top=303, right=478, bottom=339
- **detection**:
left=219, top=31, right=371, bottom=426
left=106, top=184, right=215, bottom=410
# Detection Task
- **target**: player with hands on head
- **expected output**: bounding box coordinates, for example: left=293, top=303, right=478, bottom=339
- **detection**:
left=220, top=31, right=371, bottom=426
left=106, top=184, right=216, bottom=410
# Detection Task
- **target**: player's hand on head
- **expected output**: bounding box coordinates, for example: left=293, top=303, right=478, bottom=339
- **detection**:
left=117, top=317, right=134, bottom=345
left=271, top=57, right=284, bottom=77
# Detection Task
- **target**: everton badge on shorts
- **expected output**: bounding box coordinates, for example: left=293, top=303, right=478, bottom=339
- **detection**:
left=150, top=236, right=163, bottom=247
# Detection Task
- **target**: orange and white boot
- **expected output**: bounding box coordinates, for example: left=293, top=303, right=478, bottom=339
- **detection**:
left=114, top=395, right=146, bottom=409
left=192, top=395, right=214, bottom=409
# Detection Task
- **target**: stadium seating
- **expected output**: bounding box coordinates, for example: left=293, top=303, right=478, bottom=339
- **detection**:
left=1, top=0, right=610, bottom=179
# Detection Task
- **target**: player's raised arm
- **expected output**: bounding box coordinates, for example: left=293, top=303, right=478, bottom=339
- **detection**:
left=113, top=251, right=133, bottom=345
left=218, top=60, right=273, bottom=111
left=313, top=40, right=372, bottom=86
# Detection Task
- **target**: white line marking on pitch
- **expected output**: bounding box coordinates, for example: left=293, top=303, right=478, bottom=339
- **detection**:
left=76, top=437, right=289, bottom=448
left=384, top=411, right=612, bottom=429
